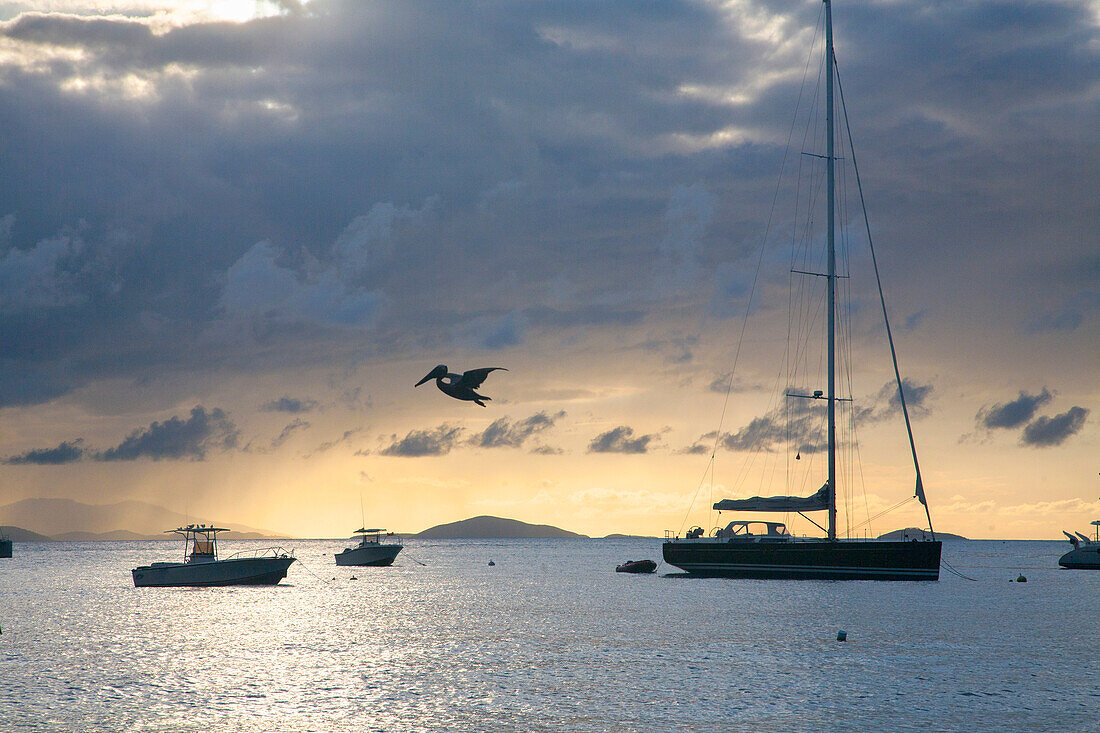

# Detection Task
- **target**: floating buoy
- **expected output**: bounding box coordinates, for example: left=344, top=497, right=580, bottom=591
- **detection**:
left=350, top=576, right=358, bottom=581
left=1016, top=575, right=1027, bottom=583
left=488, top=560, right=495, bottom=566
left=836, top=630, right=847, bottom=642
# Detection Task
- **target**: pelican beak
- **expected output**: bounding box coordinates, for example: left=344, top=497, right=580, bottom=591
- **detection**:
left=415, top=365, right=445, bottom=387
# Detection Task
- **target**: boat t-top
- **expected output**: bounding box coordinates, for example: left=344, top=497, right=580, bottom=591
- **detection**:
left=132, top=524, right=295, bottom=587
left=335, top=528, right=403, bottom=567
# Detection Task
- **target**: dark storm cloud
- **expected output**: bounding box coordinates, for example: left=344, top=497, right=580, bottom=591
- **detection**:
left=978, top=389, right=1053, bottom=430
left=706, top=373, right=760, bottom=395
left=0, top=0, right=783, bottom=406
left=1025, top=289, right=1100, bottom=334
left=1021, top=407, right=1088, bottom=448
left=271, top=418, right=310, bottom=449
left=2, top=407, right=239, bottom=463
left=587, top=426, right=657, bottom=454
left=1, top=12, right=153, bottom=50
left=380, top=425, right=465, bottom=457
left=4, top=439, right=85, bottom=465
left=0, top=1, right=1095, bottom=409
left=308, top=428, right=360, bottom=456
left=470, top=411, right=565, bottom=449
left=707, top=403, right=827, bottom=456
left=701, top=377, right=931, bottom=456
left=855, top=379, right=934, bottom=424
left=96, top=406, right=239, bottom=461
left=261, top=396, right=319, bottom=414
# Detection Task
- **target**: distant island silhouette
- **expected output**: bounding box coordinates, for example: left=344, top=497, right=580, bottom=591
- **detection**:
left=415, top=515, right=587, bottom=539
left=0, top=498, right=287, bottom=540
left=878, top=527, right=968, bottom=541
left=1, top=525, right=52, bottom=542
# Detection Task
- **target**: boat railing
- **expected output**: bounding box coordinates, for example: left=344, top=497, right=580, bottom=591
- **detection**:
left=221, top=546, right=295, bottom=560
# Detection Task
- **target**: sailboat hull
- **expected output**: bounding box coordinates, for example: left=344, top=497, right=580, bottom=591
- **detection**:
left=662, top=539, right=941, bottom=580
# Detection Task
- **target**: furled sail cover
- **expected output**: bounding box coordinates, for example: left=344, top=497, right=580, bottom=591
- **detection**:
left=712, top=483, right=830, bottom=512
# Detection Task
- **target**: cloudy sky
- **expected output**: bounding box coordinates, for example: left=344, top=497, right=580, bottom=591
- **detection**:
left=0, top=0, right=1095, bottom=539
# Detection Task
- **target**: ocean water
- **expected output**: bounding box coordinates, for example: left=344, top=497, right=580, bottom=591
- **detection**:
left=1, top=538, right=1096, bottom=732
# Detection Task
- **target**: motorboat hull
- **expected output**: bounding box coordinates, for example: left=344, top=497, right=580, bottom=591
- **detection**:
left=0, top=539, right=11, bottom=558
left=335, top=544, right=402, bottom=567
left=132, top=556, right=295, bottom=587
left=662, top=539, right=941, bottom=580
left=1058, top=546, right=1100, bottom=569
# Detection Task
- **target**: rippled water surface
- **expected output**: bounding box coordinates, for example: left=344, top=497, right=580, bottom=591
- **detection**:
left=1, top=538, right=1097, bottom=731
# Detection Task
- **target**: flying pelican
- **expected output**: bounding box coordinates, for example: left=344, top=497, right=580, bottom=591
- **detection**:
left=415, top=365, right=507, bottom=407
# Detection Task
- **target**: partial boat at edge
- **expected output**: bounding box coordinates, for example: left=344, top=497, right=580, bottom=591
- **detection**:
left=1059, top=524, right=1100, bottom=569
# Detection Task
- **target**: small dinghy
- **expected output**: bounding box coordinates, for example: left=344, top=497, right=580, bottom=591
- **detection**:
left=616, top=559, right=656, bottom=574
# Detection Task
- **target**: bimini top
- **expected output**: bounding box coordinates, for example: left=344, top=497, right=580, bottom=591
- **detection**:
left=354, top=528, right=386, bottom=534
left=167, top=524, right=230, bottom=535
left=713, top=483, right=830, bottom=513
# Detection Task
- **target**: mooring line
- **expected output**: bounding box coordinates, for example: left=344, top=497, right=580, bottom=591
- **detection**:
left=294, top=556, right=336, bottom=583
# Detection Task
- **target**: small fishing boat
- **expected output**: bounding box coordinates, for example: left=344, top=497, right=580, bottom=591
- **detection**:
left=616, top=559, right=657, bottom=574
left=334, top=528, right=403, bottom=567
left=132, top=525, right=295, bottom=587
left=1059, top=522, right=1100, bottom=569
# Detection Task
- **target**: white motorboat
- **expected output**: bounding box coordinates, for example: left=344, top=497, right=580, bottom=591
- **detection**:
left=132, top=524, right=295, bottom=587
left=335, top=528, right=402, bottom=567
left=1059, top=522, right=1100, bottom=569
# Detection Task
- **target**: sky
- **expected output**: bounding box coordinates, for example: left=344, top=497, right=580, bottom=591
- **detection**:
left=0, top=0, right=1096, bottom=539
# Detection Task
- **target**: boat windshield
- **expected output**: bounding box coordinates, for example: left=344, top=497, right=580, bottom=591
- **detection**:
left=718, top=521, right=789, bottom=538
left=192, top=540, right=215, bottom=555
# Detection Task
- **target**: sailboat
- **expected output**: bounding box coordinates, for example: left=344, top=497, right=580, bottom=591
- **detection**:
left=662, top=0, right=941, bottom=580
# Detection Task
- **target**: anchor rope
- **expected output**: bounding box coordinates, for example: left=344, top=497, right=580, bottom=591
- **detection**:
left=939, top=556, right=977, bottom=581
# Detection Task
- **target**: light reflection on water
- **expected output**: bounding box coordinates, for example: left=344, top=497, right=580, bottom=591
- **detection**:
left=1, top=538, right=1098, bottom=731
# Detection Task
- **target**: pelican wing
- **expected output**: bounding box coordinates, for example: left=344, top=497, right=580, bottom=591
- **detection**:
left=457, top=367, right=506, bottom=389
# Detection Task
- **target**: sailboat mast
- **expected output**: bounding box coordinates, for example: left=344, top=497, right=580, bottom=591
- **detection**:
left=824, top=0, right=837, bottom=540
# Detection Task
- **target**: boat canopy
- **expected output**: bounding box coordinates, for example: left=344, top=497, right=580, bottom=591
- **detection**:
left=713, top=483, right=829, bottom=512
left=167, top=525, right=230, bottom=534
